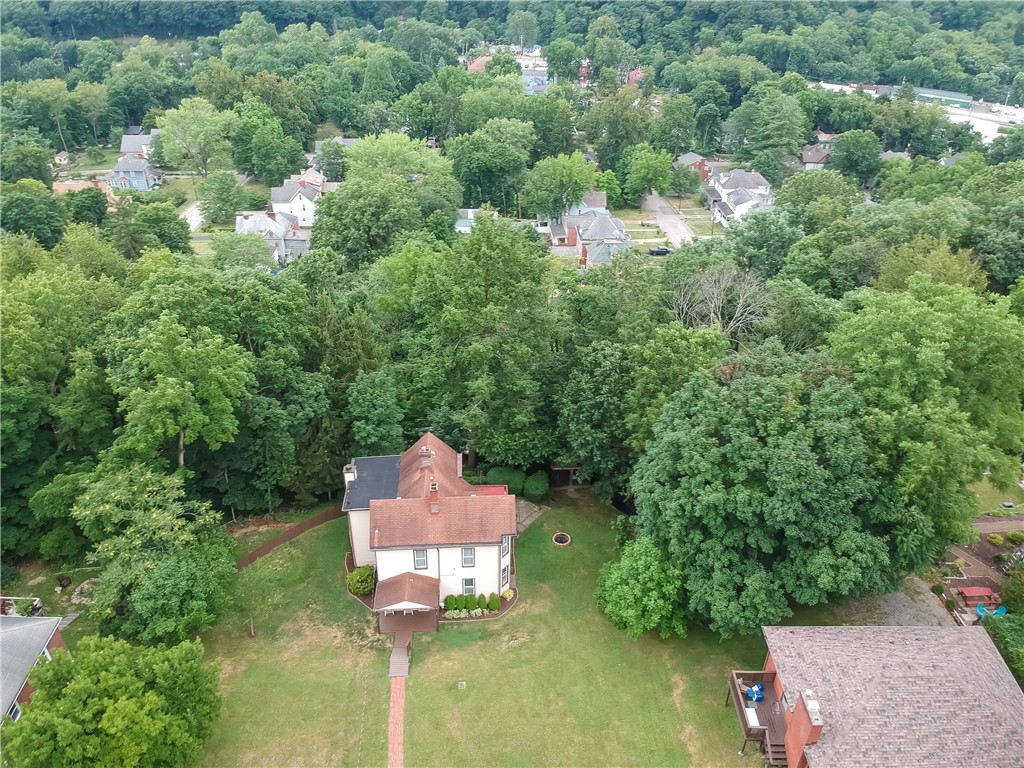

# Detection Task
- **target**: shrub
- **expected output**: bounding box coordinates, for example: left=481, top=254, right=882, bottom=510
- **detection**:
left=462, top=472, right=487, bottom=485
left=444, top=594, right=458, bottom=611
left=988, top=533, right=1005, bottom=546
left=930, top=584, right=945, bottom=596
left=477, top=594, right=488, bottom=610
left=0, top=562, right=20, bottom=589
left=944, top=599, right=957, bottom=612
left=488, top=593, right=501, bottom=611
left=246, top=188, right=270, bottom=209
left=985, top=614, right=1024, bottom=686
left=456, top=594, right=467, bottom=610
left=523, top=471, right=549, bottom=503
left=485, top=467, right=526, bottom=496
left=1002, top=566, right=1024, bottom=613
left=469, top=608, right=483, bottom=618
left=501, top=588, right=514, bottom=601
left=921, top=566, right=944, bottom=584
left=1007, top=531, right=1024, bottom=546
left=611, top=515, right=636, bottom=549
left=347, top=565, right=375, bottom=596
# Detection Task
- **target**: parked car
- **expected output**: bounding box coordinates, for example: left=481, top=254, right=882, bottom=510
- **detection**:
left=649, top=246, right=672, bottom=256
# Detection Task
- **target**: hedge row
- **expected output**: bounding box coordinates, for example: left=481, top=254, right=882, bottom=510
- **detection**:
left=484, top=467, right=549, bottom=502
left=444, top=593, right=501, bottom=612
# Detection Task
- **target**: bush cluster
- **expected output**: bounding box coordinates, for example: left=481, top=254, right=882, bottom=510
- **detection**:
left=443, top=607, right=491, bottom=619
left=501, top=588, right=514, bottom=601
left=0, top=562, right=21, bottom=589
left=944, top=598, right=957, bottom=612
left=488, top=593, right=501, bottom=611
left=523, top=470, right=549, bottom=503
left=930, top=584, right=945, bottom=596
left=347, top=565, right=375, bottom=596
left=485, top=467, right=526, bottom=496
left=1006, top=531, right=1024, bottom=546
left=988, top=533, right=1005, bottom=546
left=444, top=594, right=458, bottom=611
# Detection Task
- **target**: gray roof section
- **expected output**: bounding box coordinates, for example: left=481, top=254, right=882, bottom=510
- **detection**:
left=314, top=137, right=359, bottom=153
left=119, top=129, right=159, bottom=154
left=581, top=190, right=607, bottom=209
left=111, top=156, right=156, bottom=173
left=763, top=625, right=1024, bottom=768
left=675, top=151, right=704, bottom=167
left=235, top=211, right=301, bottom=239
left=719, top=169, right=769, bottom=189
left=342, top=455, right=401, bottom=511
left=270, top=180, right=318, bottom=203
left=1, top=616, right=61, bottom=714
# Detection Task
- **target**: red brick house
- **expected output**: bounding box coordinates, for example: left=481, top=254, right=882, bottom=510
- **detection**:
left=674, top=151, right=709, bottom=182
left=1, top=616, right=67, bottom=722
left=728, top=626, right=1024, bottom=767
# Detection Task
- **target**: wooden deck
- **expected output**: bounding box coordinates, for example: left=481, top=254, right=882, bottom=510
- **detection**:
left=727, top=670, right=788, bottom=767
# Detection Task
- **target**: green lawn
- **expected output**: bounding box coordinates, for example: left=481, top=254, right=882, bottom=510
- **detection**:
left=404, top=493, right=767, bottom=768
left=161, top=177, right=199, bottom=210
left=67, top=147, right=121, bottom=172
left=972, top=477, right=1024, bottom=516
left=687, top=218, right=724, bottom=237
left=200, top=518, right=391, bottom=768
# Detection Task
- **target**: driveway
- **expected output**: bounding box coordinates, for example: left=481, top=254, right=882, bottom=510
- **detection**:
left=642, top=192, right=693, bottom=247
left=180, top=202, right=203, bottom=232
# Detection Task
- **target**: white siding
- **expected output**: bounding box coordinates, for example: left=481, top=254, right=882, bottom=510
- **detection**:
left=349, top=509, right=373, bottom=567
left=438, top=545, right=501, bottom=599
left=376, top=548, right=439, bottom=582
left=500, top=536, right=513, bottom=589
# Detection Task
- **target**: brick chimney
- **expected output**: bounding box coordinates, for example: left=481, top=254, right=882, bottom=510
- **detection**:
left=785, top=689, right=824, bottom=768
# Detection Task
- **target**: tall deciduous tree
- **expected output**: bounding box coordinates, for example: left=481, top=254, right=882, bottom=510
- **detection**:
left=109, top=312, right=255, bottom=468
left=157, top=97, right=237, bottom=177
left=649, top=95, right=697, bottom=156
left=72, top=466, right=235, bottom=643
left=522, top=152, right=597, bottom=220
left=1, top=636, right=220, bottom=768
left=0, top=179, right=66, bottom=248
left=345, top=369, right=405, bottom=456
left=310, top=174, right=421, bottom=267
left=631, top=342, right=900, bottom=637
left=828, top=129, right=882, bottom=183
left=198, top=170, right=247, bottom=225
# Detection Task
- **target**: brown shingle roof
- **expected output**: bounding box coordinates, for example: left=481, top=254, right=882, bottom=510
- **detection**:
left=763, top=625, right=1024, bottom=768
left=370, top=432, right=517, bottom=548
left=373, top=572, right=439, bottom=610
left=370, top=495, right=516, bottom=548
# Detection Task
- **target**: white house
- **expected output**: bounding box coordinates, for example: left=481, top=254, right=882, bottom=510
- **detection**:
left=343, top=433, right=517, bottom=631
left=119, top=129, right=160, bottom=159
left=234, top=210, right=310, bottom=265
left=702, top=169, right=774, bottom=227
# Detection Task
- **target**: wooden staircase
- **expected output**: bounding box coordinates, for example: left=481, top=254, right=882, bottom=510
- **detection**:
left=765, top=736, right=788, bottom=767
left=389, top=631, right=412, bottom=677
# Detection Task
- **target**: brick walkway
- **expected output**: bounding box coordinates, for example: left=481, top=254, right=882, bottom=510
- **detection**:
left=388, top=677, right=405, bottom=768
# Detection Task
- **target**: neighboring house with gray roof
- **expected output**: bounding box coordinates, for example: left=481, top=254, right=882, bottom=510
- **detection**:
left=729, top=625, right=1024, bottom=768
left=269, top=168, right=327, bottom=227
left=103, top=156, right=162, bottom=191
left=235, top=211, right=310, bottom=266
left=310, top=136, right=359, bottom=167
left=701, top=168, right=773, bottom=227
left=119, top=128, right=160, bottom=159
left=1, top=616, right=66, bottom=722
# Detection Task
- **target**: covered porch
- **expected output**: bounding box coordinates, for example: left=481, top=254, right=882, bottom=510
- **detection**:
left=725, top=670, right=788, bottom=767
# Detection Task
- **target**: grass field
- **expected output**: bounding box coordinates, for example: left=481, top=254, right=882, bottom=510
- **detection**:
left=404, top=492, right=767, bottom=768
left=687, top=218, right=724, bottom=237
left=200, top=519, right=391, bottom=768
left=972, top=477, right=1024, bottom=516
left=67, top=147, right=121, bottom=172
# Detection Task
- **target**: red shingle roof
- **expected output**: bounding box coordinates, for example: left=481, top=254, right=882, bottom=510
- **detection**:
left=370, top=432, right=517, bottom=548
left=373, top=572, right=440, bottom=610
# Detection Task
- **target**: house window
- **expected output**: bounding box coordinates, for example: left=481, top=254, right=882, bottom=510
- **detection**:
left=502, top=565, right=509, bottom=587
left=413, top=550, right=427, bottom=570
left=7, top=701, right=20, bottom=722
left=462, top=547, right=475, bottom=567
left=462, top=578, right=475, bottom=596
left=501, top=535, right=509, bottom=556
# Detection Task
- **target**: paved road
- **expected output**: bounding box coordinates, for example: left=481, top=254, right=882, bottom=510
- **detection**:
left=973, top=514, right=1024, bottom=534
left=642, top=192, right=693, bottom=247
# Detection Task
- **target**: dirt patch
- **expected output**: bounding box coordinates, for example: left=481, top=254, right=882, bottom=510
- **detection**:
left=228, top=515, right=291, bottom=537
left=962, top=536, right=1018, bottom=573
left=27, top=576, right=47, bottom=586
left=670, top=673, right=687, bottom=712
